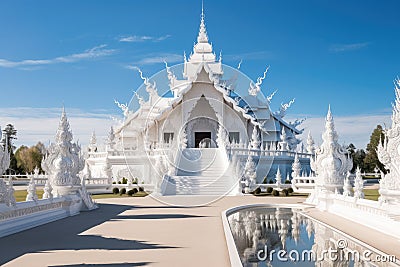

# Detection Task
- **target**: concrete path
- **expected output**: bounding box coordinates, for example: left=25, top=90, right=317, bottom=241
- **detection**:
left=0, top=195, right=398, bottom=266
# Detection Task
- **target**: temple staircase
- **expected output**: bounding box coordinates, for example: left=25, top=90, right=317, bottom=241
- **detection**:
left=168, top=148, right=237, bottom=195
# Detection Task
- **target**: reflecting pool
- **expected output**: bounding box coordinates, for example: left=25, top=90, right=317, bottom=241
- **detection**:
left=227, top=207, right=398, bottom=266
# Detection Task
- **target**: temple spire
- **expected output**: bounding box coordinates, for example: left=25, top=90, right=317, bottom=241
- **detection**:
left=197, top=2, right=209, bottom=43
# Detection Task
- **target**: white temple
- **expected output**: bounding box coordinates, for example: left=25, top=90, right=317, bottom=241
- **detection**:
left=86, top=8, right=312, bottom=195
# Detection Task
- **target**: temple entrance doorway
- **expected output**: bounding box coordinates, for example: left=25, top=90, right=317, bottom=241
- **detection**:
left=195, top=132, right=211, bottom=148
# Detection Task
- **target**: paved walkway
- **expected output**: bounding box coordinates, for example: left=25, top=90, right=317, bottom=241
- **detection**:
left=0, top=195, right=398, bottom=266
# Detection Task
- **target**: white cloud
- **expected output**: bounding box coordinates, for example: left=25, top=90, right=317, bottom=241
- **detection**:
left=329, top=42, right=370, bottom=53
left=128, top=53, right=183, bottom=66
left=0, top=45, right=116, bottom=69
left=287, top=113, right=391, bottom=150
left=119, top=34, right=171, bottom=43
left=0, top=107, right=119, bottom=148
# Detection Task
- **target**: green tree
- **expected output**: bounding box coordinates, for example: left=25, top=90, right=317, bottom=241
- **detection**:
left=1, top=124, right=17, bottom=151
left=364, top=125, right=385, bottom=173
left=15, top=143, right=45, bottom=174
left=1, top=124, right=18, bottom=174
left=353, top=149, right=366, bottom=172
left=346, top=143, right=366, bottom=172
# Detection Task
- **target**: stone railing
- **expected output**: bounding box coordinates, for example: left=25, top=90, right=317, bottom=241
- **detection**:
left=229, top=148, right=313, bottom=158
left=290, top=176, right=316, bottom=193
left=0, top=194, right=84, bottom=238
left=326, top=193, right=400, bottom=238
left=84, top=177, right=110, bottom=185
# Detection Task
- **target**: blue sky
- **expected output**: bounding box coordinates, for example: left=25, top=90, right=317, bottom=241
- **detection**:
left=0, top=0, right=399, bottom=148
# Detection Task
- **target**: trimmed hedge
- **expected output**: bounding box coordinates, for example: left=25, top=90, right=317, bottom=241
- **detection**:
left=272, top=189, right=279, bottom=196
left=282, top=189, right=289, bottom=196
left=253, top=187, right=261, bottom=195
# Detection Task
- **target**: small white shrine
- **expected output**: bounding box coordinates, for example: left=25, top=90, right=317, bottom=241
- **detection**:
left=86, top=8, right=312, bottom=195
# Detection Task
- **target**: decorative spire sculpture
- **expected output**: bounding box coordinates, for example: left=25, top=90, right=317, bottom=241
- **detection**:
left=179, top=127, right=188, bottom=149
left=41, top=108, right=86, bottom=197
left=308, top=106, right=353, bottom=202
left=197, top=4, right=209, bottom=43
left=42, top=177, right=53, bottom=200
left=88, top=130, right=97, bottom=152
left=353, top=166, right=364, bottom=199
left=216, top=124, right=229, bottom=149
left=377, top=78, right=400, bottom=204
left=243, top=152, right=257, bottom=193
left=292, top=153, right=301, bottom=178
left=343, top=172, right=353, bottom=197
left=106, top=126, right=116, bottom=151
left=26, top=173, right=38, bottom=202
left=250, top=125, right=260, bottom=150
left=275, top=167, right=282, bottom=189
left=306, top=131, right=315, bottom=154
left=278, top=127, right=289, bottom=151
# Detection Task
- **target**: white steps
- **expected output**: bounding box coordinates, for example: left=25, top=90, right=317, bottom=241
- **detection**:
left=170, top=148, right=236, bottom=195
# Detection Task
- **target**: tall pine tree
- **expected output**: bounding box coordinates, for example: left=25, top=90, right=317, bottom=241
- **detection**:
left=364, top=125, right=385, bottom=173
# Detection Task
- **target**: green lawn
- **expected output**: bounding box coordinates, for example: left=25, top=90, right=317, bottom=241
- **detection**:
left=14, top=189, right=44, bottom=202
left=13, top=190, right=148, bottom=202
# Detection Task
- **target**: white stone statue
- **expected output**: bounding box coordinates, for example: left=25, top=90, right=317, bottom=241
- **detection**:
left=306, top=131, right=315, bottom=155
left=179, top=127, right=188, bottom=149
left=42, top=177, right=53, bottom=200
left=250, top=125, right=260, bottom=150
left=41, top=108, right=96, bottom=210
left=275, top=167, right=282, bottom=189
left=292, top=153, right=301, bottom=178
left=353, top=166, right=364, bottom=199
left=26, top=174, right=38, bottom=202
left=343, top=172, right=353, bottom=197
left=310, top=106, right=352, bottom=193
left=243, top=152, right=257, bottom=193
left=377, top=78, right=400, bottom=204
left=278, top=128, right=289, bottom=151
left=88, top=130, right=97, bottom=152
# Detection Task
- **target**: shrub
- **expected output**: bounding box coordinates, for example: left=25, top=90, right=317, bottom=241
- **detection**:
left=122, top=177, right=128, bottom=184
left=117, top=181, right=121, bottom=184
left=272, top=189, right=279, bottom=196
left=266, top=187, right=273, bottom=193
left=127, top=189, right=135, bottom=196
left=120, top=188, right=126, bottom=195
left=284, top=180, right=291, bottom=184
left=253, top=187, right=261, bottom=195
left=262, top=177, right=268, bottom=184
left=138, top=186, right=144, bottom=192
left=288, top=188, right=294, bottom=194
left=133, top=188, right=139, bottom=194
left=282, top=189, right=289, bottom=196
left=112, top=187, right=119, bottom=194
left=112, top=181, right=116, bottom=184
left=268, top=179, right=274, bottom=184
left=133, top=178, right=138, bottom=184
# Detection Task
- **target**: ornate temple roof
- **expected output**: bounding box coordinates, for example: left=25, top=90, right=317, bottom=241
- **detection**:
left=115, top=7, right=302, bottom=137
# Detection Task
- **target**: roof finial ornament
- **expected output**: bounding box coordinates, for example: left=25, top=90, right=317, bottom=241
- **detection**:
left=197, top=0, right=209, bottom=43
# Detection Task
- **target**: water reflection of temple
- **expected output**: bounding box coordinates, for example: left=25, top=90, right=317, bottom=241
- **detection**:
left=227, top=208, right=395, bottom=266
